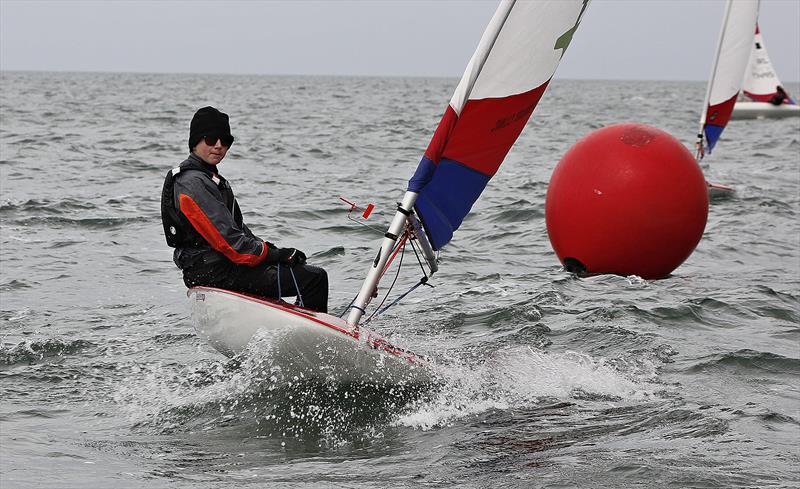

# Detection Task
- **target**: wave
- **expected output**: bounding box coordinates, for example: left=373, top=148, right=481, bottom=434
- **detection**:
left=0, top=198, right=97, bottom=215
left=7, top=215, right=151, bottom=229
left=486, top=202, right=543, bottom=223
left=585, top=298, right=748, bottom=329
left=0, top=279, right=36, bottom=291
left=686, top=349, right=800, bottom=375
left=1, top=338, right=95, bottom=366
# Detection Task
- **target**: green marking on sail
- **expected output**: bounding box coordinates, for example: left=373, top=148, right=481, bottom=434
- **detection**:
left=554, top=0, right=589, bottom=58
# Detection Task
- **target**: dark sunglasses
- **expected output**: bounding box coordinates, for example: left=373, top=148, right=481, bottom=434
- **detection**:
left=203, top=134, right=234, bottom=148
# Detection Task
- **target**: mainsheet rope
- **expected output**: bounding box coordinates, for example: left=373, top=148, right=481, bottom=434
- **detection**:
left=276, top=263, right=305, bottom=309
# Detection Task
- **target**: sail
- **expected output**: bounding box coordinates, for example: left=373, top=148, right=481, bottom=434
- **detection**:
left=741, top=25, right=796, bottom=104
left=408, top=0, right=590, bottom=250
left=346, top=0, right=590, bottom=327
left=700, top=0, right=759, bottom=154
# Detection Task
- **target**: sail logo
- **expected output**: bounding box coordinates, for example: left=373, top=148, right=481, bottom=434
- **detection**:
left=753, top=71, right=776, bottom=79
left=492, top=103, right=536, bottom=132
left=553, top=0, right=590, bottom=58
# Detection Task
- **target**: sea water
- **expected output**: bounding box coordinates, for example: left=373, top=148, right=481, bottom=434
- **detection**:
left=1, top=72, right=798, bottom=488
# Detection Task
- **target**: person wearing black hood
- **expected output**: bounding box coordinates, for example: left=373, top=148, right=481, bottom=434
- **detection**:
left=769, top=86, right=788, bottom=106
left=160, top=106, right=328, bottom=313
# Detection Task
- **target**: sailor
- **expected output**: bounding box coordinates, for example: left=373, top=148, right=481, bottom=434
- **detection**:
left=161, top=106, right=328, bottom=312
left=769, top=86, right=787, bottom=106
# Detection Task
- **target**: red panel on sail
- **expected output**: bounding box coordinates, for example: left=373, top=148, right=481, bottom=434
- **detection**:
left=705, top=94, right=738, bottom=129
left=424, top=105, right=458, bottom=164
left=441, top=82, right=550, bottom=176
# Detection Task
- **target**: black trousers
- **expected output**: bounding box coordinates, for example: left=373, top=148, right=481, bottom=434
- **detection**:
left=183, top=258, right=329, bottom=313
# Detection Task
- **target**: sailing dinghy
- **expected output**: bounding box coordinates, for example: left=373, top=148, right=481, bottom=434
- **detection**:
left=695, top=0, right=759, bottom=199
left=190, top=0, right=591, bottom=381
left=731, top=24, right=800, bottom=120
left=189, top=287, right=429, bottom=384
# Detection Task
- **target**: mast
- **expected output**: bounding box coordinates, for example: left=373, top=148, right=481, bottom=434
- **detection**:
left=697, top=0, right=734, bottom=160
left=346, top=191, right=418, bottom=327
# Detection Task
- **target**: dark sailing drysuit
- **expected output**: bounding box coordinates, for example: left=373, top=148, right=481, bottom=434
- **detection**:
left=161, top=154, right=328, bottom=312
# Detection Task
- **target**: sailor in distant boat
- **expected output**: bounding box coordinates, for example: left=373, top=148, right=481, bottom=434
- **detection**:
left=769, top=86, right=788, bottom=106
left=160, top=106, right=328, bottom=312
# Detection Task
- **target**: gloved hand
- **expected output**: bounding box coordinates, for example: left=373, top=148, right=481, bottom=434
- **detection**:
left=277, top=247, right=307, bottom=266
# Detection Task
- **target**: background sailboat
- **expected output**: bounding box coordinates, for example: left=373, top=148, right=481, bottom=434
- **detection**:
left=695, top=0, right=759, bottom=198
left=732, top=24, right=800, bottom=120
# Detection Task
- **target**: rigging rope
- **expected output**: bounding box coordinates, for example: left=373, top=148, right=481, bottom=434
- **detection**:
left=276, top=263, right=305, bottom=308
left=363, top=225, right=436, bottom=323
left=365, top=235, right=407, bottom=323
left=340, top=221, right=438, bottom=322
left=289, top=266, right=305, bottom=308
left=276, top=263, right=282, bottom=299
left=339, top=233, right=407, bottom=318
left=376, top=277, right=431, bottom=317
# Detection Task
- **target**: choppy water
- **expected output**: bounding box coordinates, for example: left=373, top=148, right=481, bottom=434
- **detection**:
left=1, top=71, right=798, bottom=488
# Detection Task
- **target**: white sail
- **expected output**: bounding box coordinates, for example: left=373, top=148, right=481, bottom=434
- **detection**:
left=741, top=25, right=794, bottom=103
left=698, top=0, right=759, bottom=155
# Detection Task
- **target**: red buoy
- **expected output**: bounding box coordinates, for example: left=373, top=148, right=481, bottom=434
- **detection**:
left=545, top=123, right=708, bottom=279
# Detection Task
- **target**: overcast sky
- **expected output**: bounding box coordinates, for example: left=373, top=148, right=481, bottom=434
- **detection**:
left=1, top=0, right=798, bottom=82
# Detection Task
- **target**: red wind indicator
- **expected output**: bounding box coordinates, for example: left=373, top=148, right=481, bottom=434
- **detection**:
left=339, top=196, right=374, bottom=220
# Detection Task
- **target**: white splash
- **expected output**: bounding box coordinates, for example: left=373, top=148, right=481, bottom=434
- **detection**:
left=396, top=346, right=660, bottom=431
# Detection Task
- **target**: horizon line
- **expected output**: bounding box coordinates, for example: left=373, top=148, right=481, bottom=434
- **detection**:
left=8, top=68, right=794, bottom=84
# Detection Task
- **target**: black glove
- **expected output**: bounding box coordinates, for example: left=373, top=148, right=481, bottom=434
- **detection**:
left=277, top=247, right=307, bottom=266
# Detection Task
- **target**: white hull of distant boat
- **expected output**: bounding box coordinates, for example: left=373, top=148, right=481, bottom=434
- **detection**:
left=188, top=287, right=431, bottom=385
left=731, top=102, right=800, bottom=120
left=707, top=181, right=735, bottom=200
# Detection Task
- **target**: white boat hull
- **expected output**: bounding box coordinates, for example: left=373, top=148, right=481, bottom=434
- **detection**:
left=707, top=181, right=735, bottom=200
left=188, top=287, right=431, bottom=385
left=731, top=102, right=800, bottom=120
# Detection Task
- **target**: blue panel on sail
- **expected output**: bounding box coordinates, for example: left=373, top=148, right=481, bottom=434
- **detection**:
left=408, top=156, right=437, bottom=193
left=414, top=158, right=491, bottom=250
left=704, top=124, right=724, bottom=153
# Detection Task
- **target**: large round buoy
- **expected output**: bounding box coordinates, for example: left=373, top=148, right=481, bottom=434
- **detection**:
left=545, top=123, right=708, bottom=279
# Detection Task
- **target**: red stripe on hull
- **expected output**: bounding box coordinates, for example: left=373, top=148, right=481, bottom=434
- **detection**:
left=190, top=287, right=424, bottom=365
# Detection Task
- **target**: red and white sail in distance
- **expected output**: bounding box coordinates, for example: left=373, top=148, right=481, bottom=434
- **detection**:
left=700, top=0, right=759, bottom=153
left=741, top=25, right=796, bottom=104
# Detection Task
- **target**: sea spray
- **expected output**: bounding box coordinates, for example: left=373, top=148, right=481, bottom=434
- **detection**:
left=114, top=327, right=432, bottom=446
left=396, top=346, right=663, bottom=431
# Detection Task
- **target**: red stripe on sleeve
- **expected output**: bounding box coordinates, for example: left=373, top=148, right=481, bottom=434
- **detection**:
left=179, top=193, right=267, bottom=267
